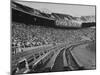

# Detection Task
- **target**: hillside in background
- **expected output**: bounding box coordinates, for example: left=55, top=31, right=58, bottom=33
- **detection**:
left=12, top=1, right=96, bottom=28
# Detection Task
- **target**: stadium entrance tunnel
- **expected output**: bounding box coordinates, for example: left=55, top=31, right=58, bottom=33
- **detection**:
left=81, top=22, right=96, bottom=28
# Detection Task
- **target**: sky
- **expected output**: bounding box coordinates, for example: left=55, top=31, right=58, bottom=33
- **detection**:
left=13, top=0, right=96, bottom=17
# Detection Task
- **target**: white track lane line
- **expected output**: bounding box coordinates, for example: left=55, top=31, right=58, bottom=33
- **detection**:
left=63, top=49, right=68, bottom=67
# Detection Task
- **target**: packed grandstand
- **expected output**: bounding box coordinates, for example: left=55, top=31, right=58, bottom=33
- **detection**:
left=12, top=1, right=96, bottom=55
left=12, top=22, right=96, bottom=54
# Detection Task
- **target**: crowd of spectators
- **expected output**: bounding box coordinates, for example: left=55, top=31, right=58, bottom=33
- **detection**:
left=12, top=22, right=96, bottom=54
left=55, top=19, right=81, bottom=27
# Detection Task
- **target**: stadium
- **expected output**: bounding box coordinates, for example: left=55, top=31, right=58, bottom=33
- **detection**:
left=11, top=1, right=96, bottom=75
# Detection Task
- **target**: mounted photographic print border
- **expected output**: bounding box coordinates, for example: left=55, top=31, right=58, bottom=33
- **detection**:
left=11, top=0, right=96, bottom=75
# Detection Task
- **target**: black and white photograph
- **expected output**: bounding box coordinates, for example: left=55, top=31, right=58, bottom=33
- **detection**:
left=11, top=0, right=96, bottom=75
